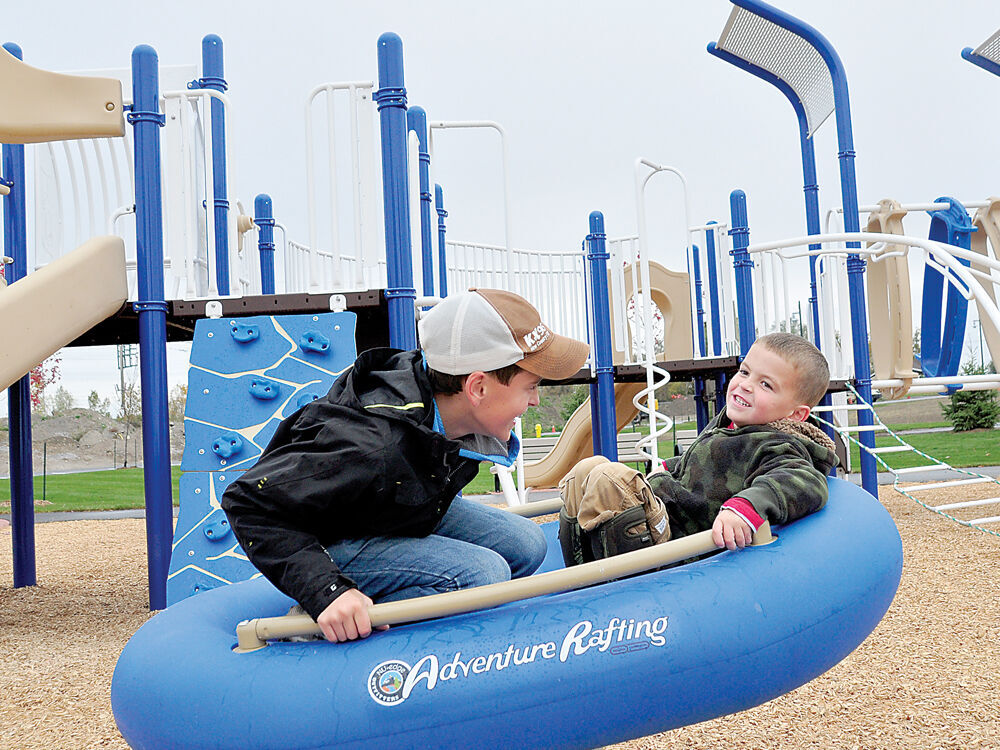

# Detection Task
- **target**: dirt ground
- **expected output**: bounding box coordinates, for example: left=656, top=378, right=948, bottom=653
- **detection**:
left=0, top=408, right=185, bottom=479
left=2, top=478, right=999, bottom=750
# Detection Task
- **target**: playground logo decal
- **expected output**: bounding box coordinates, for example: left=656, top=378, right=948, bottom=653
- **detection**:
left=368, top=660, right=410, bottom=706
left=366, top=615, right=668, bottom=706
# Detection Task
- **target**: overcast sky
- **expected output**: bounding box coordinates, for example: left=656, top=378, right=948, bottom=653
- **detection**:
left=4, top=0, right=1000, bottom=412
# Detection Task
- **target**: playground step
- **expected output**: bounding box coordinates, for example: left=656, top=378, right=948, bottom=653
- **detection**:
left=904, top=477, right=996, bottom=492
left=811, top=404, right=874, bottom=412
left=870, top=446, right=913, bottom=454
left=932, top=497, right=1000, bottom=512
left=839, top=425, right=886, bottom=433
left=967, top=514, right=1000, bottom=525
left=892, top=464, right=953, bottom=476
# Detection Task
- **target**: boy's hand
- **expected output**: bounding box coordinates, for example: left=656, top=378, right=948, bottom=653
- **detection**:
left=712, top=508, right=755, bottom=550
left=316, top=589, right=388, bottom=642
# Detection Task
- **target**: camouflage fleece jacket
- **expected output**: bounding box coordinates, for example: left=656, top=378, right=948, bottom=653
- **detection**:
left=647, top=407, right=838, bottom=540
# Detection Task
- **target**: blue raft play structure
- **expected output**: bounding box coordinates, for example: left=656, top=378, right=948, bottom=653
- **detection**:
left=111, top=478, right=902, bottom=750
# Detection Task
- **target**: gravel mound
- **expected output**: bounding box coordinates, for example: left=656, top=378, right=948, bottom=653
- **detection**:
left=0, top=408, right=184, bottom=476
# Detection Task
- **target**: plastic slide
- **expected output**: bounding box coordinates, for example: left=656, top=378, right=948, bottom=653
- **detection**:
left=0, top=236, right=128, bottom=392
left=0, top=46, right=123, bottom=144
left=523, top=383, right=647, bottom=487
left=523, top=260, right=695, bottom=487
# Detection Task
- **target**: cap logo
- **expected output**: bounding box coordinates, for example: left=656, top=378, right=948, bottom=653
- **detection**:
left=523, top=324, right=551, bottom=352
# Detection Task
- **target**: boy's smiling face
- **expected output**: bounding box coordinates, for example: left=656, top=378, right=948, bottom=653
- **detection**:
left=726, top=343, right=811, bottom=428
left=473, top=368, right=542, bottom=442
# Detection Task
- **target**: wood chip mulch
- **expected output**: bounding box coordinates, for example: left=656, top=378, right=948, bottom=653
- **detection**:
left=2, top=481, right=998, bottom=750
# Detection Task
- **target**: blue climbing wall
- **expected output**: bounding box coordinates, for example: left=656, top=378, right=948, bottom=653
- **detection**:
left=166, top=312, right=357, bottom=606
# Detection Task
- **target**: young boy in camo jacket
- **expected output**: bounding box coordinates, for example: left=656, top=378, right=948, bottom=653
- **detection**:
left=559, top=332, right=837, bottom=564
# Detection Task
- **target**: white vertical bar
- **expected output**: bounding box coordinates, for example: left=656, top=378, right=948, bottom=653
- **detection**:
left=304, top=89, right=321, bottom=293
left=326, top=89, right=341, bottom=289
left=198, top=93, right=219, bottom=297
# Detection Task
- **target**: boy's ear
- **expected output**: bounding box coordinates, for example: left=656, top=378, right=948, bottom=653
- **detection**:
left=789, top=404, right=811, bottom=422
left=462, top=371, right=489, bottom=405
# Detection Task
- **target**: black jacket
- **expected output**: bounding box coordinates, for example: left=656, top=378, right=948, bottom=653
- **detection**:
left=221, top=348, right=516, bottom=619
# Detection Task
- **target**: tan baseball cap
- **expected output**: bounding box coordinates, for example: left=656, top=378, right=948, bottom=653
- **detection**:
left=418, top=288, right=590, bottom=380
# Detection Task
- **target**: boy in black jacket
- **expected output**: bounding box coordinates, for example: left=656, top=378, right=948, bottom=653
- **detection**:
left=222, top=289, right=589, bottom=642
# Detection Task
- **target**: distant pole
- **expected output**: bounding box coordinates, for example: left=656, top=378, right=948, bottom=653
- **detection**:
left=375, top=33, right=416, bottom=349
left=704, top=221, right=722, bottom=356
left=196, top=34, right=231, bottom=294
left=729, top=189, right=755, bottom=356
left=435, top=184, right=448, bottom=296
left=586, top=211, right=618, bottom=461
left=407, top=106, right=434, bottom=297
left=254, top=194, right=276, bottom=295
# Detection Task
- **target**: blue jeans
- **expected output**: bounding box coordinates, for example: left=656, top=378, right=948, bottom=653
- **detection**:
left=325, top=498, right=547, bottom=602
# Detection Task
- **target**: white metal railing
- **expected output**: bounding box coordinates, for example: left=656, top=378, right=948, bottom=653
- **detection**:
left=748, top=231, right=1000, bottom=391
left=303, top=81, right=381, bottom=293
left=30, top=70, right=242, bottom=303
left=444, top=240, right=587, bottom=346
left=428, top=120, right=513, bottom=290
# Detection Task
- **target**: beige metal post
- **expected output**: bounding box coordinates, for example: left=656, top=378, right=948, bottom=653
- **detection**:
left=235, top=522, right=774, bottom=653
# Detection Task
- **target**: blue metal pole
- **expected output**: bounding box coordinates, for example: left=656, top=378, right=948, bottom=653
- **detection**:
left=586, top=212, right=618, bottom=461
left=708, top=22, right=832, bottom=442
left=962, top=46, right=1000, bottom=78
left=254, top=194, right=276, bottom=295
left=707, top=41, right=824, bottom=348
left=690, top=243, right=712, bottom=429
left=407, top=106, right=434, bottom=298
left=435, top=183, right=448, bottom=297
left=691, top=244, right=706, bottom=357
left=193, top=34, right=230, bottom=295
left=129, top=45, right=173, bottom=611
left=374, top=33, right=416, bottom=349
left=704, top=222, right=723, bottom=356
left=728, top=189, right=755, bottom=357
left=2, top=41, right=35, bottom=589
left=730, top=0, right=877, bottom=495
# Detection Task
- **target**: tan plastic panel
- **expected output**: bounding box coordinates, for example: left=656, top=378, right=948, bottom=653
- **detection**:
left=612, top=260, right=694, bottom=365
left=0, top=47, right=124, bottom=143
left=0, top=236, right=127, bottom=391
left=971, top=197, right=1000, bottom=372
left=865, top=199, right=916, bottom=398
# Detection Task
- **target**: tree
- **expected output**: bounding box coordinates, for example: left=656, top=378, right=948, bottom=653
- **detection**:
left=941, top=362, right=1000, bottom=432
left=168, top=384, right=188, bottom=422
left=560, top=385, right=589, bottom=422
left=50, top=386, right=75, bottom=416
left=29, top=356, right=61, bottom=414
left=117, top=381, right=142, bottom=468
left=88, top=390, right=112, bottom=416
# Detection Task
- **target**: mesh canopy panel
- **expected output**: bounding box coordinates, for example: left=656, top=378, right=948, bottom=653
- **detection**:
left=716, top=6, right=834, bottom=137
left=973, top=28, right=1000, bottom=64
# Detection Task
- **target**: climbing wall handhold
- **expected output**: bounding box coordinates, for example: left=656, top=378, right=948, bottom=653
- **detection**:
left=231, top=322, right=260, bottom=343
left=299, top=329, right=330, bottom=353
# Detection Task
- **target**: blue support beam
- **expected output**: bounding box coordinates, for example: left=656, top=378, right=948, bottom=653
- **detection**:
left=129, top=45, right=173, bottom=611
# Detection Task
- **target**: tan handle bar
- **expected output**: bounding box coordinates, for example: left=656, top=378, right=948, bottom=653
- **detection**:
left=235, top=521, right=773, bottom=652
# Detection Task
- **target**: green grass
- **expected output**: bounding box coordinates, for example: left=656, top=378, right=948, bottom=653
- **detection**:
left=0, top=467, right=182, bottom=513
left=3, top=424, right=993, bottom=512
left=847, top=428, right=997, bottom=471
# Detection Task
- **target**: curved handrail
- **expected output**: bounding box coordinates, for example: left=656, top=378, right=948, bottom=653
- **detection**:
left=748, top=231, right=1000, bottom=352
